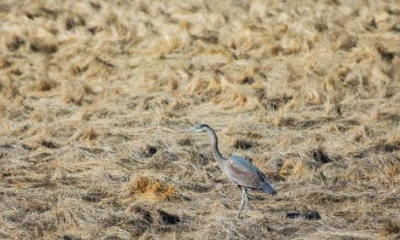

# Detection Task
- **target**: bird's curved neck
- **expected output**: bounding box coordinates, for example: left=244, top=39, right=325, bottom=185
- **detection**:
left=205, top=128, right=225, bottom=163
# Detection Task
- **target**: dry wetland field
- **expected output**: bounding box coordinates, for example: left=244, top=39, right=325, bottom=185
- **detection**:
left=1, top=0, right=400, bottom=239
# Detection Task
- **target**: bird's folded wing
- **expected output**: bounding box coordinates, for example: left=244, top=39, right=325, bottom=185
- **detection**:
left=227, top=157, right=263, bottom=189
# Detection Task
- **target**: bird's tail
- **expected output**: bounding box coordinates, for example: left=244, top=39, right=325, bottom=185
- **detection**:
left=262, top=180, right=277, bottom=195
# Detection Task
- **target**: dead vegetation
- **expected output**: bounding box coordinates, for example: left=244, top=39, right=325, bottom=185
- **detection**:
left=121, top=176, right=179, bottom=202
left=1, top=0, right=400, bottom=239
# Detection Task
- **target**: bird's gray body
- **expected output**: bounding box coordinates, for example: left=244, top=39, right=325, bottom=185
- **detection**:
left=226, top=155, right=276, bottom=194
left=188, top=124, right=276, bottom=218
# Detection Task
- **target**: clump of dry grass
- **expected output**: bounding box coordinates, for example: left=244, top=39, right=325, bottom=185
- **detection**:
left=0, top=99, right=7, bottom=117
left=381, top=219, right=400, bottom=237
left=232, top=138, right=255, bottom=150
left=308, top=147, right=331, bottom=164
left=122, top=176, right=179, bottom=202
left=137, top=144, right=158, bottom=158
left=62, top=80, right=95, bottom=105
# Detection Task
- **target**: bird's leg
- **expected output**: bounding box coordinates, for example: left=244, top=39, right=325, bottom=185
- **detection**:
left=236, top=188, right=245, bottom=219
left=243, top=189, right=249, bottom=219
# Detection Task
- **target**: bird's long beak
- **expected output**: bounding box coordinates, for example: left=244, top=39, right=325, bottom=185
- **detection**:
left=186, top=127, right=202, bottom=132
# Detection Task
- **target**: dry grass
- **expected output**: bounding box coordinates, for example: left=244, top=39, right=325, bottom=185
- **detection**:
left=122, top=176, right=179, bottom=202
left=1, top=0, right=400, bottom=239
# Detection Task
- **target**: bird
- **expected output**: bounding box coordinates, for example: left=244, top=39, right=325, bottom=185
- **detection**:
left=187, top=124, right=276, bottom=219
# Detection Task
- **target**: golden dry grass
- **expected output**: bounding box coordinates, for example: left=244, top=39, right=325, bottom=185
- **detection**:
left=1, top=0, right=400, bottom=239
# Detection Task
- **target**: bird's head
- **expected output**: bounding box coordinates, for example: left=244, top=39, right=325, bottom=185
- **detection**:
left=187, top=124, right=212, bottom=133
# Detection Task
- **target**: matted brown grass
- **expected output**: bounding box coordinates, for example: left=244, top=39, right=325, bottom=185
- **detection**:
left=1, top=0, right=400, bottom=239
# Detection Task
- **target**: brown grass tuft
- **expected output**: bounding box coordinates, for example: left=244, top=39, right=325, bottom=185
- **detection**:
left=6, top=35, right=25, bottom=52
left=335, top=33, right=357, bottom=51
left=381, top=219, right=400, bottom=237
left=308, top=147, right=331, bottom=164
left=62, top=80, right=94, bottom=105
left=279, top=159, right=294, bottom=179
left=0, top=99, right=7, bottom=117
left=122, top=176, right=179, bottom=202
left=232, top=139, right=255, bottom=150
left=36, top=79, right=58, bottom=92
left=138, top=144, right=158, bottom=158
left=30, top=39, right=58, bottom=54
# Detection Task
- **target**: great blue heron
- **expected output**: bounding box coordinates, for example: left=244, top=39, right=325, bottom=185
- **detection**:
left=188, top=124, right=277, bottom=219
